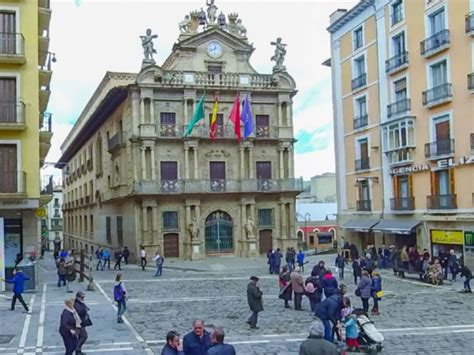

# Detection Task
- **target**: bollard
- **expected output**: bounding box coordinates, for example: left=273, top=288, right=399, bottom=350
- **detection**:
left=87, top=255, right=95, bottom=291
left=79, top=250, right=85, bottom=283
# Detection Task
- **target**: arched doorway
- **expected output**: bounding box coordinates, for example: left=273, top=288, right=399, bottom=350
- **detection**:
left=205, top=211, right=233, bottom=254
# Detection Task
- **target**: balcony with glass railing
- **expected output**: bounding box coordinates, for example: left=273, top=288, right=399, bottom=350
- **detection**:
left=422, top=83, right=452, bottom=108
left=351, top=74, right=367, bottom=91
left=385, top=51, right=408, bottom=75
left=427, top=194, right=457, bottom=210
left=356, top=200, right=371, bottom=212
left=353, top=115, right=368, bottom=130
left=391, top=197, right=415, bottom=211
left=466, top=12, right=474, bottom=36
left=420, top=29, right=450, bottom=58
left=38, top=51, right=55, bottom=88
left=0, top=171, right=26, bottom=196
left=0, top=101, right=26, bottom=129
left=387, top=98, right=411, bottom=119
left=0, top=33, right=25, bottom=64
left=355, top=158, right=370, bottom=172
left=424, top=138, right=454, bottom=159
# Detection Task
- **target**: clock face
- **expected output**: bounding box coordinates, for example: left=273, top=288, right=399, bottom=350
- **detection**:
left=207, top=41, right=223, bottom=58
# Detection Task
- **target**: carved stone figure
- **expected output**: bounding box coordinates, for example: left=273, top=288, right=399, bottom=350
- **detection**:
left=227, top=13, right=239, bottom=36
left=140, top=29, right=158, bottom=61
left=206, top=0, right=218, bottom=24
left=236, top=19, right=247, bottom=37
left=244, top=217, right=256, bottom=240
left=189, top=11, right=200, bottom=33
left=179, top=15, right=192, bottom=33
left=197, top=7, right=207, bottom=26
left=271, top=37, right=287, bottom=71
left=188, top=218, right=200, bottom=241
left=217, top=11, right=226, bottom=29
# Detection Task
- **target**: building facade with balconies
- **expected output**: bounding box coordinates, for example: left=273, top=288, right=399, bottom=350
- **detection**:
left=45, top=184, right=63, bottom=251
left=57, top=9, right=301, bottom=260
left=0, top=0, right=53, bottom=267
left=328, top=0, right=474, bottom=270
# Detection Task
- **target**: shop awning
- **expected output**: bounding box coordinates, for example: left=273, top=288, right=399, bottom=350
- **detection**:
left=340, top=219, right=379, bottom=232
left=371, top=219, right=420, bottom=235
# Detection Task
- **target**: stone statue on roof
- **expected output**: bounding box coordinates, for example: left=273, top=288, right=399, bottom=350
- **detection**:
left=206, top=0, right=218, bottom=24
left=179, top=15, right=192, bottom=33
left=140, top=29, right=158, bottom=62
left=271, top=37, right=287, bottom=72
left=217, top=11, right=226, bottom=29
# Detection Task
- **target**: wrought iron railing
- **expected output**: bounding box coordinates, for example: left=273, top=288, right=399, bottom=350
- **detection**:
left=390, top=197, right=415, bottom=211
left=466, top=12, right=474, bottom=34
left=355, top=158, right=370, bottom=171
left=422, top=83, right=452, bottom=106
left=0, top=101, right=25, bottom=124
left=427, top=194, right=457, bottom=210
left=356, top=200, right=371, bottom=212
left=420, top=29, right=450, bottom=55
left=387, top=98, right=411, bottom=118
left=385, top=51, right=408, bottom=73
left=351, top=74, right=367, bottom=91
left=424, top=138, right=455, bottom=158
left=353, top=114, right=368, bottom=130
left=0, top=33, right=25, bottom=56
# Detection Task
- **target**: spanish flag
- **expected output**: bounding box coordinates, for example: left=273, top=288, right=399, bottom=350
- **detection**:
left=209, top=97, right=219, bottom=140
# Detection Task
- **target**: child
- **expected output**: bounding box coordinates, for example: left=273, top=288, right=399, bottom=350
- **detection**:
left=341, top=297, right=359, bottom=351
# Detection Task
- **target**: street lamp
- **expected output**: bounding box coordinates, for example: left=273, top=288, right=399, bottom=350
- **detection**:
left=304, top=213, right=311, bottom=243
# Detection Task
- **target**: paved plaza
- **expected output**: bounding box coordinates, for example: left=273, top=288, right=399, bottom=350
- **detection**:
left=1, top=253, right=474, bottom=354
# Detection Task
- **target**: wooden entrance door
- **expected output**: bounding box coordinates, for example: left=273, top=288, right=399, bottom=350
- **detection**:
left=0, top=144, right=17, bottom=192
left=163, top=233, right=179, bottom=258
left=258, top=229, right=273, bottom=254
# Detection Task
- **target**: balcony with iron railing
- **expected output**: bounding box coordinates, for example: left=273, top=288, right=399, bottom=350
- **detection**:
left=0, top=171, right=26, bottom=196
left=356, top=200, right=371, bottom=212
left=0, top=101, right=26, bottom=129
left=385, top=51, right=408, bottom=75
left=355, top=158, right=370, bottom=171
left=471, top=133, right=474, bottom=152
left=38, top=51, right=55, bottom=87
left=468, top=73, right=474, bottom=93
left=133, top=178, right=304, bottom=195
left=40, top=175, right=53, bottom=204
left=387, top=98, right=411, bottom=118
left=390, top=197, right=415, bottom=211
left=353, top=114, right=368, bottom=130
left=0, top=33, right=26, bottom=64
left=466, top=12, right=474, bottom=36
left=351, top=73, right=367, bottom=91
left=107, top=132, right=125, bottom=154
left=427, top=194, right=457, bottom=210
left=50, top=224, right=63, bottom=232
left=422, top=83, right=452, bottom=108
left=424, top=138, right=455, bottom=159
left=420, top=29, right=450, bottom=57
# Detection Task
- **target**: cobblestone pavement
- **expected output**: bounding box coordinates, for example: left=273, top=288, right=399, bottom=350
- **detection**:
left=1, top=253, right=473, bottom=354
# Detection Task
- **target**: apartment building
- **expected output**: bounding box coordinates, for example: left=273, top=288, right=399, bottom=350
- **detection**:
left=328, top=0, right=474, bottom=269
left=0, top=0, right=53, bottom=267
left=45, top=185, right=63, bottom=251
left=58, top=9, right=302, bottom=260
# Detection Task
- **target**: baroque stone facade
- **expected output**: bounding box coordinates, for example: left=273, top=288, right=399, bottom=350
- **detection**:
left=58, top=10, right=301, bottom=260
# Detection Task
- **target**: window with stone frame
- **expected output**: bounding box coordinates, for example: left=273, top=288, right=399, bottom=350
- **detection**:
left=162, top=211, right=179, bottom=230
left=256, top=115, right=270, bottom=137
left=258, top=208, right=273, bottom=227
left=160, top=112, right=177, bottom=137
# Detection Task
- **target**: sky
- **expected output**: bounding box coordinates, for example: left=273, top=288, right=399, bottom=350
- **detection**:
left=43, top=0, right=358, bottom=182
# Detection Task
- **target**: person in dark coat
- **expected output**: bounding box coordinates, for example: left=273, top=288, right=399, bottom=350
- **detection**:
left=299, top=320, right=339, bottom=355
left=122, top=246, right=130, bottom=265
left=335, top=253, right=345, bottom=280
left=278, top=266, right=292, bottom=308
left=182, top=320, right=211, bottom=355
left=460, top=264, right=472, bottom=293
left=352, top=258, right=362, bottom=285
left=6, top=269, right=30, bottom=312
left=311, top=261, right=326, bottom=278
left=206, top=326, right=236, bottom=355
left=349, top=243, right=359, bottom=261
left=114, top=248, right=123, bottom=271
left=305, top=275, right=322, bottom=312
left=357, top=270, right=372, bottom=313
left=59, top=298, right=80, bottom=355
left=56, top=258, right=67, bottom=288
left=74, top=291, right=91, bottom=355
left=448, top=250, right=459, bottom=281
left=266, top=249, right=273, bottom=274
left=247, top=276, right=263, bottom=329
left=161, top=331, right=184, bottom=355
left=272, top=248, right=282, bottom=274
left=314, top=289, right=343, bottom=342
left=320, top=270, right=338, bottom=298
left=438, top=248, right=449, bottom=279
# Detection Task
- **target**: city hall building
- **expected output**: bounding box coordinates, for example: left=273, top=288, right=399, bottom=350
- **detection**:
left=327, top=0, right=474, bottom=269
left=58, top=5, right=301, bottom=260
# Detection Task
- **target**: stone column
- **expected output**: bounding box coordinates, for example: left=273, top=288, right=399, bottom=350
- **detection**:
left=131, top=91, right=139, bottom=136
left=184, top=99, right=188, bottom=125
left=240, top=147, right=245, bottom=179
left=193, top=147, right=199, bottom=179
left=279, top=148, right=284, bottom=179
left=142, top=207, right=148, bottom=232
left=186, top=206, right=192, bottom=227
left=280, top=203, right=287, bottom=239
left=288, top=202, right=296, bottom=238
left=152, top=206, right=158, bottom=232
left=150, top=146, right=156, bottom=180
left=278, top=101, right=282, bottom=126
left=140, top=99, right=145, bottom=124
left=287, top=147, right=293, bottom=179
left=287, top=102, right=292, bottom=127
left=184, top=147, right=190, bottom=179
left=248, top=148, right=254, bottom=179
left=149, top=99, right=155, bottom=124
left=195, top=204, right=201, bottom=224
left=141, top=147, right=147, bottom=180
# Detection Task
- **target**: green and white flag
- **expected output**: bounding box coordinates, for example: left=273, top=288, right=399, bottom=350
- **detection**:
left=184, top=95, right=205, bottom=137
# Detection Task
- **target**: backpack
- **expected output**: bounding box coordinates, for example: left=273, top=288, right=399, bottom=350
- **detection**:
left=113, top=282, right=125, bottom=302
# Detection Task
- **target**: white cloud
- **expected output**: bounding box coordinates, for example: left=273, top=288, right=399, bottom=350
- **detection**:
left=41, top=122, right=74, bottom=182
left=295, top=143, right=336, bottom=180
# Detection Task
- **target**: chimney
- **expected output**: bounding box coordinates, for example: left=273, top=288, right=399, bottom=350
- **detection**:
left=330, top=9, right=347, bottom=25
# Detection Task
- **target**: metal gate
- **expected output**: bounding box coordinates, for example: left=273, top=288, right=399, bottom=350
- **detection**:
left=205, top=211, right=233, bottom=254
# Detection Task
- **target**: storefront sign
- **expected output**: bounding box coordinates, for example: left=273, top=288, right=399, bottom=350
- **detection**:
left=0, top=218, right=5, bottom=292
left=390, top=164, right=430, bottom=175
left=390, top=155, right=474, bottom=175
left=431, top=230, right=463, bottom=245
left=465, top=231, right=474, bottom=248
left=0, top=199, right=39, bottom=209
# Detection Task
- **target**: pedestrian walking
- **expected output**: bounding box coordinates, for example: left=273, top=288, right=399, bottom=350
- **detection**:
left=154, top=251, right=164, bottom=277
left=56, top=257, right=67, bottom=287
left=356, top=270, right=372, bottom=313
left=285, top=248, right=293, bottom=272
left=272, top=248, right=282, bottom=274
left=448, top=249, right=459, bottom=281
left=290, top=267, right=305, bottom=311
left=278, top=266, right=292, bottom=308
left=460, top=263, right=472, bottom=293
left=95, top=247, right=104, bottom=271
left=371, top=271, right=382, bottom=315
left=74, top=291, right=92, bottom=355
left=103, top=248, right=111, bottom=269
left=321, top=270, right=338, bottom=298
left=246, top=276, right=263, bottom=329
left=64, top=253, right=76, bottom=293
left=6, top=269, right=30, bottom=313
left=182, top=319, right=211, bottom=355
left=207, top=326, right=236, bottom=355
left=311, top=260, right=326, bottom=279
left=335, top=252, right=345, bottom=280
left=114, top=248, right=123, bottom=270
left=161, top=331, right=184, bottom=355
left=59, top=298, right=80, bottom=355
left=299, top=320, right=339, bottom=355
left=400, top=246, right=409, bottom=277
left=297, top=250, right=305, bottom=272
left=113, top=273, right=127, bottom=323
left=139, top=246, right=147, bottom=271
left=266, top=249, right=273, bottom=274
left=123, top=246, right=130, bottom=265
left=305, top=275, right=322, bottom=313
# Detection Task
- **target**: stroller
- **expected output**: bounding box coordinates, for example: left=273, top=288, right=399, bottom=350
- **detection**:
left=352, top=308, right=384, bottom=353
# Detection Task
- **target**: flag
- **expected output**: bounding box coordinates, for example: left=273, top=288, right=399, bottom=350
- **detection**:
left=184, top=95, right=205, bottom=137
left=209, top=98, right=219, bottom=140
left=240, top=95, right=254, bottom=139
left=228, top=94, right=241, bottom=140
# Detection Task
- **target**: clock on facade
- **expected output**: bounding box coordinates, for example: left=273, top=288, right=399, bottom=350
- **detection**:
left=207, top=41, right=223, bottom=58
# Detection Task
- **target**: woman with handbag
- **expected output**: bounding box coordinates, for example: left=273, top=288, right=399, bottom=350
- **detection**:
left=371, top=272, right=383, bottom=315
left=74, top=291, right=92, bottom=355
left=59, top=298, right=80, bottom=355
left=356, top=270, right=372, bottom=313
left=278, top=266, right=292, bottom=308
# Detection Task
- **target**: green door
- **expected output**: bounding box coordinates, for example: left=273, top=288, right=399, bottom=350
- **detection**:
left=205, top=211, right=233, bottom=254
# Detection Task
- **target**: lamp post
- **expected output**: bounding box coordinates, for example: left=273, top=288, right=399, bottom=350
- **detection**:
left=304, top=213, right=311, bottom=244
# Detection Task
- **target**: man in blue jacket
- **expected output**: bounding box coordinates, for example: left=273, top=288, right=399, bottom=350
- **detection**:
left=206, top=326, right=236, bottom=355
left=315, top=289, right=343, bottom=342
left=183, top=319, right=211, bottom=355
left=6, top=269, right=30, bottom=313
